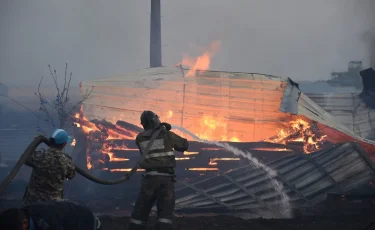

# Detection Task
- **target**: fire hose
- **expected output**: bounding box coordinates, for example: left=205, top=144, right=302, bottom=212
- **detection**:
left=0, top=128, right=162, bottom=194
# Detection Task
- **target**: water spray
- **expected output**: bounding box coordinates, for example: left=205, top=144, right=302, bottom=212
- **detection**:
left=171, top=124, right=292, bottom=218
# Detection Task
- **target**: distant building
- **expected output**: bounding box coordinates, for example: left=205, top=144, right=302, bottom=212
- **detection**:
left=327, top=61, right=363, bottom=89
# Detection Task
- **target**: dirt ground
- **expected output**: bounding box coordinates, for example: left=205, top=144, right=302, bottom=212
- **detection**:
left=98, top=215, right=375, bottom=230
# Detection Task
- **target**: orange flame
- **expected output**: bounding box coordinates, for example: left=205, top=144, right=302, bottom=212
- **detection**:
left=268, top=118, right=327, bottom=154
left=186, top=168, right=219, bottom=171
left=180, top=41, right=221, bottom=77
left=167, top=110, right=173, bottom=118
left=250, top=147, right=293, bottom=152
left=70, top=138, right=76, bottom=147
left=176, top=157, right=190, bottom=160
left=209, top=157, right=240, bottom=166
left=196, top=116, right=240, bottom=142
left=103, top=168, right=145, bottom=172
left=74, top=112, right=99, bottom=134
left=184, top=151, right=199, bottom=155
left=73, top=111, right=140, bottom=169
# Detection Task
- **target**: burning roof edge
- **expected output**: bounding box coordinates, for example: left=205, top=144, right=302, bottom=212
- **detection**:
left=280, top=79, right=375, bottom=147
left=80, top=66, right=375, bottom=148
left=82, top=66, right=290, bottom=83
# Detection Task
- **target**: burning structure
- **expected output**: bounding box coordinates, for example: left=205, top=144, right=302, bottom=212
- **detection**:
left=67, top=64, right=375, bottom=216
left=75, top=66, right=333, bottom=173
left=305, top=68, right=375, bottom=144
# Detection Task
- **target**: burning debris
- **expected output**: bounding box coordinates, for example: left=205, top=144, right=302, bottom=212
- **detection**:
left=70, top=138, right=76, bottom=147
left=267, top=117, right=327, bottom=153
left=71, top=108, right=329, bottom=175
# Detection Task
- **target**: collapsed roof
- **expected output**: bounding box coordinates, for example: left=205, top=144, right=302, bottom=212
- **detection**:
left=173, top=142, right=375, bottom=217
left=81, top=66, right=375, bottom=158
left=77, top=67, right=375, bottom=215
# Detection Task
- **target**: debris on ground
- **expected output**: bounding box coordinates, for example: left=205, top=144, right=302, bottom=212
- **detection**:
left=98, top=215, right=375, bottom=230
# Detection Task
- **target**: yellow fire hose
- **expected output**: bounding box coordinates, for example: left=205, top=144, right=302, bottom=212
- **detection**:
left=0, top=130, right=161, bottom=194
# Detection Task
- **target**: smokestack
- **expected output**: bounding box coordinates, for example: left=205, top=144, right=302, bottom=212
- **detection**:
left=150, top=0, right=162, bottom=68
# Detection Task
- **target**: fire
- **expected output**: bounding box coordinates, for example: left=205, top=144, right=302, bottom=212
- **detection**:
left=180, top=41, right=221, bottom=77
left=209, top=158, right=240, bottom=166
left=176, top=157, right=190, bottom=160
left=73, top=106, right=245, bottom=173
left=211, top=158, right=240, bottom=161
left=106, top=152, right=129, bottom=162
left=250, top=148, right=293, bottom=152
left=184, top=151, right=199, bottom=155
left=268, top=118, right=327, bottom=154
left=186, top=168, right=219, bottom=171
left=196, top=116, right=240, bottom=142
left=72, top=111, right=141, bottom=169
left=106, top=129, right=135, bottom=140
left=201, top=148, right=221, bottom=151
left=230, top=137, right=240, bottom=142
left=70, top=138, right=76, bottom=147
left=167, top=110, right=173, bottom=118
left=103, top=168, right=145, bottom=172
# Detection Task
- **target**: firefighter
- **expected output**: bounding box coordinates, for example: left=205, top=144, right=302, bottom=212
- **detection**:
left=0, top=200, right=101, bottom=230
left=23, top=129, right=75, bottom=205
left=127, top=111, right=189, bottom=230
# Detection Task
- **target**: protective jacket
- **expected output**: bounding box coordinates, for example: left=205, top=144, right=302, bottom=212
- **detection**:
left=23, top=148, right=76, bottom=205
left=128, top=125, right=189, bottom=230
left=135, top=126, right=189, bottom=175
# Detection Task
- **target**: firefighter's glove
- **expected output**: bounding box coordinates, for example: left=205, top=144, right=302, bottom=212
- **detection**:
left=161, top=122, right=172, bottom=131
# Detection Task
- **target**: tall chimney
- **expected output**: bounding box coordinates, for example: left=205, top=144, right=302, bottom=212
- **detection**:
left=150, top=0, right=162, bottom=68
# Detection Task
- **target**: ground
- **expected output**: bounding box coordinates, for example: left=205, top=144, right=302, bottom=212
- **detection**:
left=98, top=215, right=375, bottom=230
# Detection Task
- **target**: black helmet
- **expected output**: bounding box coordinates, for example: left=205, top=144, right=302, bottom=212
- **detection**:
left=140, top=110, right=161, bottom=130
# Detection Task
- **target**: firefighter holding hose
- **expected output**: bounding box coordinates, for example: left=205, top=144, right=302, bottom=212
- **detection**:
left=127, top=111, right=189, bottom=230
left=23, top=129, right=75, bottom=205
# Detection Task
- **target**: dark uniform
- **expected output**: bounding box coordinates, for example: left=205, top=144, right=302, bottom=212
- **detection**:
left=23, top=148, right=76, bottom=205
left=0, top=200, right=100, bottom=230
left=127, top=111, right=189, bottom=230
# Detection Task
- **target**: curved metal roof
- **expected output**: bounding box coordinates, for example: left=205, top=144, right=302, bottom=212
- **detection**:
left=173, top=142, right=375, bottom=216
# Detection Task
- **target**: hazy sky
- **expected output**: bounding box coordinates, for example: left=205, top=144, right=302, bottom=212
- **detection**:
left=0, top=0, right=373, bottom=87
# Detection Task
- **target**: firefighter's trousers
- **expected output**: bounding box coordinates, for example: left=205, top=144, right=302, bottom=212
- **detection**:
left=127, top=175, right=175, bottom=230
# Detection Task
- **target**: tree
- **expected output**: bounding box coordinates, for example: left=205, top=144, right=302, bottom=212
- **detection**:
left=35, top=63, right=93, bottom=129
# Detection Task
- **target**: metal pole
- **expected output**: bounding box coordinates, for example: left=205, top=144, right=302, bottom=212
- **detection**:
left=150, top=0, right=162, bottom=68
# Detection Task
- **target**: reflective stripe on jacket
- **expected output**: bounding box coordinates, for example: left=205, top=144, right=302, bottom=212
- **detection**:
left=136, top=127, right=189, bottom=170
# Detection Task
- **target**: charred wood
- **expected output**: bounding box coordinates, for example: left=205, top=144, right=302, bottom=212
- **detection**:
left=116, top=120, right=143, bottom=133
left=71, top=117, right=96, bottom=129
left=89, top=131, right=108, bottom=142
left=92, top=119, right=117, bottom=130
left=109, top=150, right=140, bottom=158
left=286, top=141, right=304, bottom=152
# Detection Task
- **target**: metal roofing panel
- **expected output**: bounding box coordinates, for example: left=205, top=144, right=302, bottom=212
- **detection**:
left=174, top=143, right=375, bottom=216
left=305, top=92, right=375, bottom=141
left=81, top=66, right=291, bottom=142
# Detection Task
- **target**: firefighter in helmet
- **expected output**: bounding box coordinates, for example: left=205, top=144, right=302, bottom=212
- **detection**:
left=127, top=110, right=189, bottom=230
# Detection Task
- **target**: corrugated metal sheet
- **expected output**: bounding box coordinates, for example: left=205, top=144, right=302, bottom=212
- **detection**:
left=304, top=92, right=375, bottom=140
left=279, top=80, right=375, bottom=146
left=81, top=66, right=292, bottom=142
left=81, top=66, right=375, bottom=154
left=80, top=67, right=375, bottom=216
left=173, top=142, right=375, bottom=215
